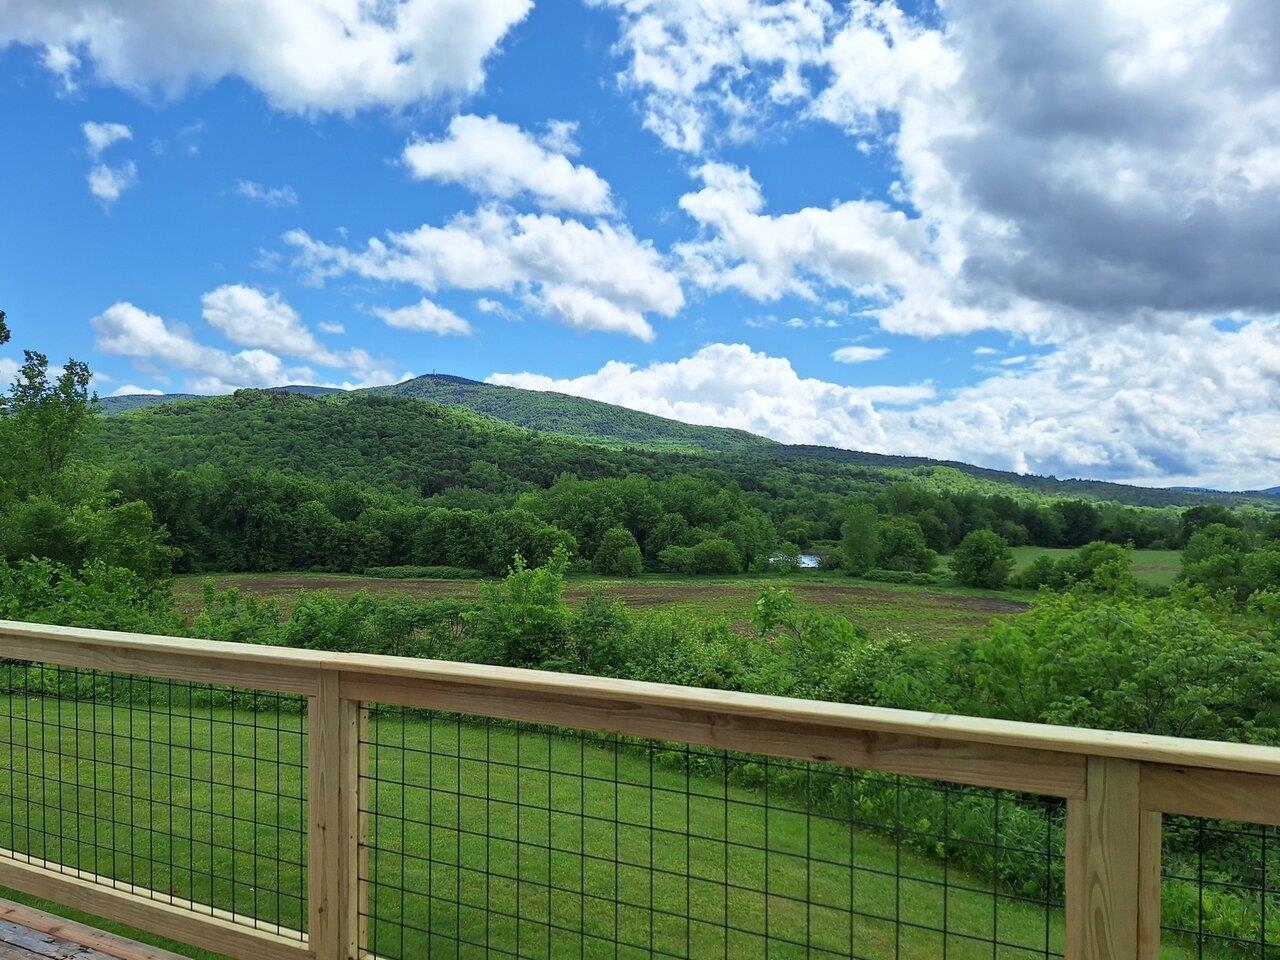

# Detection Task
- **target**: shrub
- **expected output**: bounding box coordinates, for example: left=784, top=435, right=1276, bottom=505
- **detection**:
left=950, top=530, right=1014, bottom=589
left=593, top=527, right=644, bottom=577
left=874, top=516, right=937, bottom=572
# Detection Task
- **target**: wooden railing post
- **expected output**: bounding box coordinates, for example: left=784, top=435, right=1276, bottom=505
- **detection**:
left=1137, top=811, right=1163, bottom=960
left=1066, top=757, right=1142, bottom=960
left=309, top=673, right=364, bottom=960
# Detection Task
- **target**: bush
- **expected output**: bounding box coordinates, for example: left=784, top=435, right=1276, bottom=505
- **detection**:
left=659, top=537, right=743, bottom=575
left=1011, top=554, right=1058, bottom=589
left=593, top=527, right=643, bottom=577
left=950, top=530, right=1013, bottom=589
left=874, top=516, right=937, bottom=572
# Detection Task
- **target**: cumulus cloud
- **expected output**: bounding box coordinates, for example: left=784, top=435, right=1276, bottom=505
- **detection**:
left=91, top=300, right=308, bottom=393
left=603, top=0, right=1280, bottom=332
left=82, top=121, right=131, bottom=158
left=831, top=345, right=887, bottom=363
left=200, top=284, right=339, bottom=365
left=111, top=384, right=164, bottom=396
left=403, top=115, right=613, bottom=215
left=87, top=161, right=137, bottom=205
left=590, top=0, right=835, bottom=153
left=93, top=289, right=398, bottom=393
left=2, top=0, right=531, bottom=113
left=286, top=205, right=682, bottom=340
left=491, top=342, right=930, bottom=448
left=236, top=180, right=298, bottom=207
left=493, top=323, right=1280, bottom=489
left=374, top=298, right=472, bottom=336
left=82, top=120, right=137, bottom=205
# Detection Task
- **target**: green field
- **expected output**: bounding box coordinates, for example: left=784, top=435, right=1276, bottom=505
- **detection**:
left=173, top=571, right=1030, bottom=643
left=0, top=695, right=1213, bottom=960
left=1007, top=547, right=1182, bottom=587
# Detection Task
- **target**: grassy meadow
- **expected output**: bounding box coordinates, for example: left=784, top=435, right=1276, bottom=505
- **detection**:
left=172, top=545, right=1183, bottom=644
left=172, top=570, right=1031, bottom=643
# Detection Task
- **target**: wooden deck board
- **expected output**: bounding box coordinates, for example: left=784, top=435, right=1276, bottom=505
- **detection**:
left=0, top=901, right=195, bottom=960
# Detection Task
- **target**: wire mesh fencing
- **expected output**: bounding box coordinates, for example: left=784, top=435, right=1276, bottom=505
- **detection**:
left=359, top=705, right=1068, bottom=960
left=1161, top=816, right=1279, bottom=959
left=0, top=660, right=309, bottom=940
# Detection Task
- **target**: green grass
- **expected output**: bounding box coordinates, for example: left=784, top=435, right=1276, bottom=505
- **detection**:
left=172, top=570, right=1028, bottom=642
left=0, top=695, right=1223, bottom=960
left=1004, top=547, right=1182, bottom=587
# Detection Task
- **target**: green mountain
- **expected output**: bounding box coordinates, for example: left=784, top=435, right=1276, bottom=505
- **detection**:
left=368, top=375, right=773, bottom=454
left=98, top=375, right=772, bottom=456
left=95, top=377, right=1276, bottom=508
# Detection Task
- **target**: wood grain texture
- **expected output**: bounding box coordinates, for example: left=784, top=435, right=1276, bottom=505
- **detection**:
left=1140, top=763, right=1280, bottom=824
left=1066, top=757, right=1141, bottom=960
left=0, top=899, right=190, bottom=960
left=0, top=853, right=310, bottom=960
left=307, top=678, right=364, bottom=960
left=341, top=673, right=1088, bottom=796
left=1137, top=811, right=1163, bottom=960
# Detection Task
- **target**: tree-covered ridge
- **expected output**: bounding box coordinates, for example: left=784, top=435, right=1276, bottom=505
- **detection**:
left=98, top=375, right=774, bottom=455
left=370, top=375, right=775, bottom=454
left=84, top=388, right=1274, bottom=581
left=94, top=390, right=694, bottom=493
left=98, top=375, right=1278, bottom=508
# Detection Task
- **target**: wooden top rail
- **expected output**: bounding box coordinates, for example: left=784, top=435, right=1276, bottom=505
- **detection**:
left=4, top=618, right=1280, bottom=787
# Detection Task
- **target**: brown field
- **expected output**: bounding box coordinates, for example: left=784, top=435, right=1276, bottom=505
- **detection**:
left=173, top=572, right=1029, bottom=640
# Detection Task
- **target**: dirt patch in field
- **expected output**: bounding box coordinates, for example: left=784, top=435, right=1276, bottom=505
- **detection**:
left=174, top=573, right=1029, bottom=622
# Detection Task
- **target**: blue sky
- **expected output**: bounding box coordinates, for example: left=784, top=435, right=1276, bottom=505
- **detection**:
left=2, top=0, right=1278, bottom=490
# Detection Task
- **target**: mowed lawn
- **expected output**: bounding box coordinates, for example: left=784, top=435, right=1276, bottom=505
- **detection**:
left=0, top=694, right=1210, bottom=960
left=172, top=571, right=1029, bottom=642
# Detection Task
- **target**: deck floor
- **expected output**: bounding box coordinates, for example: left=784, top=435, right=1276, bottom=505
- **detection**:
left=0, top=901, right=191, bottom=960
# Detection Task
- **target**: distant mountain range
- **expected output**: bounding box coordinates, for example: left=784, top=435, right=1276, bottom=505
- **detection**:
left=97, top=374, right=1278, bottom=507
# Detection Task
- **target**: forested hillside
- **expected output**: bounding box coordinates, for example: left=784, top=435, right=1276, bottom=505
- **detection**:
left=80, top=389, right=1273, bottom=577
left=99, top=376, right=1277, bottom=507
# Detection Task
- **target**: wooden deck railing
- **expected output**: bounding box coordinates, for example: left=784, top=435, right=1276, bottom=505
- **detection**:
left=0, top=619, right=1277, bottom=960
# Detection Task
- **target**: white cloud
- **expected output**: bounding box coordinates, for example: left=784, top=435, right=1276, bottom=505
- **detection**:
left=91, top=301, right=308, bottom=392
left=973, top=346, right=999, bottom=356
left=201, top=284, right=339, bottom=365
left=236, top=180, right=298, bottom=207
left=602, top=0, right=1280, bottom=334
left=590, top=0, right=835, bottom=153
left=112, top=384, right=164, bottom=396
left=82, top=121, right=131, bottom=158
left=403, top=115, right=614, bottom=215
left=674, top=162, right=1038, bottom=336
left=93, top=291, right=398, bottom=394
left=87, top=161, right=137, bottom=205
left=831, top=345, right=887, bottom=363
left=492, top=321, right=1280, bottom=488
left=491, top=342, right=930, bottom=448
left=2, top=0, right=531, bottom=113
left=374, top=298, right=472, bottom=336
left=0, top=357, right=18, bottom=386
left=42, top=42, right=79, bottom=91
left=318, top=321, right=345, bottom=335
left=286, top=205, right=683, bottom=340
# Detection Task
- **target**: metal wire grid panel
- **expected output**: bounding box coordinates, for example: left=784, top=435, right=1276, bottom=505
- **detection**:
left=0, top=661, right=309, bottom=940
left=359, top=706, right=1067, bottom=960
left=1161, top=816, right=1279, bottom=959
